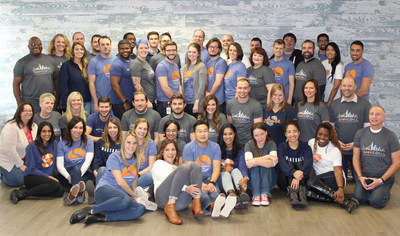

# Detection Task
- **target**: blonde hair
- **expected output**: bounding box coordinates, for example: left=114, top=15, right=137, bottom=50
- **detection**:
left=47, top=34, right=72, bottom=59
left=121, top=130, right=141, bottom=173
left=267, top=83, right=289, bottom=111
left=101, top=118, right=123, bottom=148
left=63, top=91, right=86, bottom=123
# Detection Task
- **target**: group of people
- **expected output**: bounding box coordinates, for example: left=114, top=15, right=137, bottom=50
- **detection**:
left=0, top=29, right=399, bottom=225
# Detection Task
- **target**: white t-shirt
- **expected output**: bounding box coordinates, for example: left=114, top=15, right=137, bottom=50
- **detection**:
left=322, top=60, right=344, bottom=103
left=308, top=138, right=342, bottom=176
left=151, top=160, right=177, bottom=194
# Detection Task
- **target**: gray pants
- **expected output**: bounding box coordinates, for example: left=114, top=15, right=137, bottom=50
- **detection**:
left=155, top=163, right=203, bottom=211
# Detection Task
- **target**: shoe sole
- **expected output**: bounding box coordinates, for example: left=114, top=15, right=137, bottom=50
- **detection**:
left=211, top=195, right=226, bottom=218
left=86, top=180, right=95, bottom=204
left=64, top=184, right=80, bottom=206
left=220, top=195, right=237, bottom=218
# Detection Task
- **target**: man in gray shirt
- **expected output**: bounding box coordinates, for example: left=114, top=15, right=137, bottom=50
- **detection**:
left=149, top=32, right=181, bottom=71
left=121, top=91, right=161, bottom=143
left=294, top=40, right=326, bottom=104
left=33, top=93, right=61, bottom=141
left=330, top=77, right=371, bottom=178
left=353, top=105, right=400, bottom=209
left=13, top=36, right=58, bottom=112
left=227, top=79, right=263, bottom=146
left=158, top=93, right=196, bottom=144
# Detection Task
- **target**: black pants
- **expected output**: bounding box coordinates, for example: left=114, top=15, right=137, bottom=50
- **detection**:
left=24, top=175, right=64, bottom=197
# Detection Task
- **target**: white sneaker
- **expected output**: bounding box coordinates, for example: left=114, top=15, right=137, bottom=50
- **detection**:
left=211, top=194, right=226, bottom=218
left=220, top=195, right=237, bottom=218
left=136, top=196, right=157, bottom=211
left=135, top=187, right=148, bottom=200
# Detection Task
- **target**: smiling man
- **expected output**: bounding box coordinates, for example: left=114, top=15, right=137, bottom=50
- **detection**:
left=343, top=41, right=374, bottom=100
left=109, top=39, right=134, bottom=119
left=146, top=31, right=160, bottom=62
left=86, top=96, right=119, bottom=142
left=33, top=93, right=62, bottom=141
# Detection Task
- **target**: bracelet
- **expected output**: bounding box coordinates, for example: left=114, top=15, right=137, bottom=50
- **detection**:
left=379, top=178, right=384, bottom=185
left=338, top=186, right=344, bottom=189
left=209, top=181, right=216, bottom=186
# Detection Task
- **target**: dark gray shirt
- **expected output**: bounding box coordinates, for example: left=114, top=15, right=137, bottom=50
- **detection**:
left=294, top=58, right=326, bottom=103
left=120, top=108, right=161, bottom=140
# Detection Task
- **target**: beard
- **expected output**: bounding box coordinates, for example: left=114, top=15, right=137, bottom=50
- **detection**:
left=303, top=52, right=313, bottom=59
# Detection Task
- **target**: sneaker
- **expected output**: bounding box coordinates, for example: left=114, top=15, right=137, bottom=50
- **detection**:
left=260, top=194, right=269, bottom=206
left=136, top=196, right=158, bottom=211
left=135, top=186, right=148, bottom=200
left=211, top=193, right=226, bottom=218
left=220, top=194, right=237, bottom=218
left=252, top=196, right=260, bottom=206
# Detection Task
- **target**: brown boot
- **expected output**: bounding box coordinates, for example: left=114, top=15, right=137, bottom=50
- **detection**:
left=164, top=203, right=182, bottom=225
left=191, top=197, right=205, bottom=217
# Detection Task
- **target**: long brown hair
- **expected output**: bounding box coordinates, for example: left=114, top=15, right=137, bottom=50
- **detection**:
left=157, top=139, right=180, bottom=166
left=72, top=42, right=88, bottom=79
left=300, top=78, right=321, bottom=106
left=64, top=116, right=87, bottom=147
left=250, top=122, right=271, bottom=157
left=313, top=123, right=342, bottom=153
left=101, top=118, right=122, bottom=148
left=198, top=95, right=221, bottom=134
left=48, top=33, right=72, bottom=59
left=7, top=102, right=34, bottom=129
left=185, top=42, right=202, bottom=74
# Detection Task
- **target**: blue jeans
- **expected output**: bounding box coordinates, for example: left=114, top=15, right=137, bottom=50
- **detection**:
left=93, top=185, right=146, bottom=222
left=96, top=166, right=106, bottom=184
left=201, top=177, right=220, bottom=215
left=249, top=166, right=277, bottom=197
left=354, top=177, right=394, bottom=209
left=138, top=171, right=153, bottom=189
left=342, top=154, right=355, bottom=179
left=59, top=166, right=93, bottom=186
left=0, top=165, right=24, bottom=187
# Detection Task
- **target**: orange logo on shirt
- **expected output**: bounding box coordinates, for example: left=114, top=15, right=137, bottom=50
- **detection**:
left=42, top=153, right=54, bottom=167
left=345, top=70, right=356, bottom=79
left=196, top=155, right=211, bottom=166
left=273, top=67, right=283, bottom=76
left=122, top=165, right=137, bottom=176
left=172, top=70, right=180, bottom=80
left=103, top=64, right=111, bottom=74
left=207, top=67, right=214, bottom=76
left=313, top=153, right=321, bottom=163
left=68, top=148, right=85, bottom=159
left=184, top=71, right=192, bottom=79
left=140, top=152, right=146, bottom=163
left=224, top=70, right=232, bottom=78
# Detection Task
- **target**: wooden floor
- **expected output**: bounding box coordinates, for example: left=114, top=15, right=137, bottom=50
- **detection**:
left=1, top=173, right=399, bottom=236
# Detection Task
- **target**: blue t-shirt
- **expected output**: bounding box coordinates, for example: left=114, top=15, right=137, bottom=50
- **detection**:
left=182, top=140, right=221, bottom=177
left=25, top=141, right=58, bottom=177
left=57, top=138, right=94, bottom=168
left=96, top=151, right=138, bottom=191
left=109, top=56, right=135, bottom=104
left=263, top=106, right=297, bottom=146
left=206, top=57, right=227, bottom=104
left=224, top=61, right=247, bottom=101
left=86, top=113, right=119, bottom=138
left=182, top=64, right=195, bottom=104
left=156, top=60, right=181, bottom=102
left=139, top=139, right=157, bottom=171
left=343, top=59, right=374, bottom=100
left=88, top=54, right=117, bottom=99
left=269, top=59, right=295, bottom=100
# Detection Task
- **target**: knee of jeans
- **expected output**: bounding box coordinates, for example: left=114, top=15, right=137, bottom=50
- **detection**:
left=136, top=203, right=147, bottom=215
left=369, top=197, right=388, bottom=209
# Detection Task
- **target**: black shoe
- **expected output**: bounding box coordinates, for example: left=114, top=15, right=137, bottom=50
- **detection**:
left=70, top=207, right=92, bottom=224
left=341, top=198, right=359, bottom=214
left=239, top=192, right=250, bottom=208
left=287, top=186, right=300, bottom=206
left=298, top=186, right=308, bottom=207
left=10, top=188, right=29, bottom=204
left=84, top=213, right=106, bottom=225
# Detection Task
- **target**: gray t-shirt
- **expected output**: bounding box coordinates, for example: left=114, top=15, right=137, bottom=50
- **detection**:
left=207, top=113, right=228, bottom=143
left=294, top=58, right=326, bottom=103
left=13, top=54, right=57, bottom=105
left=244, top=139, right=277, bottom=157
left=330, top=97, right=371, bottom=154
left=58, top=111, right=89, bottom=130
left=247, top=65, right=275, bottom=105
left=120, top=108, right=161, bottom=140
left=158, top=113, right=196, bottom=144
left=33, top=111, right=61, bottom=141
left=297, top=102, right=329, bottom=142
left=354, top=127, right=400, bottom=180
left=51, top=54, right=67, bottom=77
left=149, top=53, right=181, bottom=72
left=226, top=97, right=263, bottom=145
left=130, top=58, right=156, bottom=102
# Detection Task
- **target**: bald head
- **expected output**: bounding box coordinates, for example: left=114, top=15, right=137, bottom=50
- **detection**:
left=341, top=76, right=357, bottom=99
left=222, top=34, right=234, bottom=51
left=193, top=29, right=205, bottom=47
left=369, top=105, right=386, bottom=129
left=28, top=36, right=42, bottom=57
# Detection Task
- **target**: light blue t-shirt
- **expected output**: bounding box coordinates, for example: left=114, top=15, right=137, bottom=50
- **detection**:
left=88, top=54, right=117, bottom=99
left=182, top=140, right=221, bottom=177
left=269, top=58, right=295, bottom=100
left=109, top=56, right=134, bottom=104
left=57, top=138, right=94, bottom=168
left=156, top=59, right=180, bottom=102
left=183, top=64, right=195, bottom=104
left=224, top=61, right=247, bottom=102
left=139, top=139, right=157, bottom=171
left=344, top=59, right=374, bottom=100
left=206, top=57, right=228, bottom=104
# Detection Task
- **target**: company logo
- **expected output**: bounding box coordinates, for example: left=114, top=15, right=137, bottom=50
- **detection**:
left=345, top=70, right=356, bottom=79
left=68, top=148, right=85, bottom=160
left=32, top=64, right=52, bottom=75
left=122, top=165, right=137, bottom=176
left=295, top=69, right=307, bottom=80
left=42, top=153, right=54, bottom=167
left=337, top=110, right=359, bottom=123
left=297, top=109, right=314, bottom=120
left=207, top=67, right=214, bottom=77
left=361, top=142, right=386, bottom=157
left=172, top=70, right=180, bottom=80
left=231, top=111, right=251, bottom=123
left=264, top=115, right=281, bottom=126
left=196, top=155, right=211, bottom=166
left=273, top=67, right=283, bottom=77
left=247, top=74, right=258, bottom=85
left=224, top=70, right=232, bottom=78
left=103, top=64, right=111, bottom=74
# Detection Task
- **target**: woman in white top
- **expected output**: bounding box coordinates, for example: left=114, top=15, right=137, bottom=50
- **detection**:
left=307, top=123, right=358, bottom=213
left=322, top=42, right=344, bottom=107
left=0, top=103, right=37, bottom=186
left=152, top=139, right=204, bottom=225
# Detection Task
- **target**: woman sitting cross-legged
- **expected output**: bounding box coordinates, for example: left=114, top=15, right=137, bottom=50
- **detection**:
left=152, top=139, right=204, bottom=225
left=306, top=123, right=359, bottom=213
left=70, top=131, right=147, bottom=225
left=10, top=121, right=64, bottom=204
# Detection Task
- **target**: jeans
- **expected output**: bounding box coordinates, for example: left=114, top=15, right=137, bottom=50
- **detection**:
left=24, top=175, right=64, bottom=197
left=96, top=166, right=106, bottom=184
left=93, top=185, right=146, bottom=222
left=138, top=171, right=153, bottom=189
left=342, top=154, right=355, bottom=179
left=218, top=168, right=243, bottom=192
left=155, top=163, right=202, bottom=211
left=58, top=166, right=94, bottom=186
left=201, top=177, right=220, bottom=215
left=354, top=177, right=394, bottom=209
left=0, top=165, right=24, bottom=187
left=249, top=166, right=277, bottom=197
